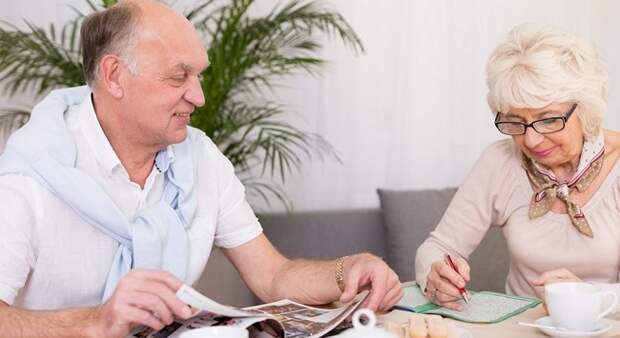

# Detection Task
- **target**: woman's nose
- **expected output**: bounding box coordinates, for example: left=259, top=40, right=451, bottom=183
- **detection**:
left=523, top=126, right=544, bottom=148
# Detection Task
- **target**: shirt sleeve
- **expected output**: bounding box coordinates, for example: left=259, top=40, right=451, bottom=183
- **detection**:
left=414, top=140, right=521, bottom=291
left=591, top=175, right=620, bottom=315
left=200, top=138, right=263, bottom=248
left=0, top=175, right=38, bottom=305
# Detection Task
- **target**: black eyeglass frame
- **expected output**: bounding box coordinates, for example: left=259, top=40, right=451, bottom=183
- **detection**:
left=494, top=103, right=578, bottom=136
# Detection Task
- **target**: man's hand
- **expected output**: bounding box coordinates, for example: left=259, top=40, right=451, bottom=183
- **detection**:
left=338, top=253, right=402, bottom=313
left=424, top=256, right=470, bottom=311
left=0, top=271, right=191, bottom=338
left=89, top=269, right=192, bottom=338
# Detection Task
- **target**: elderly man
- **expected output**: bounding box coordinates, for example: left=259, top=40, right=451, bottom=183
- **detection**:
left=0, top=1, right=402, bottom=337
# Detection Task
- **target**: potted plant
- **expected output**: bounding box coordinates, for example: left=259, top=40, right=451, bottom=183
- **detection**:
left=0, top=0, right=363, bottom=209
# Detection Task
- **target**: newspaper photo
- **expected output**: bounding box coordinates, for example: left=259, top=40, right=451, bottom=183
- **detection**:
left=128, top=285, right=369, bottom=338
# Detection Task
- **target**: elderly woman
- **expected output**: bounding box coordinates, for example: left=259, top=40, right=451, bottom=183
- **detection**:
left=415, top=23, right=620, bottom=311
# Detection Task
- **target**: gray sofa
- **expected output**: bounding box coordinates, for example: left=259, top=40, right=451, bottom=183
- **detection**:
left=195, top=188, right=509, bottom=306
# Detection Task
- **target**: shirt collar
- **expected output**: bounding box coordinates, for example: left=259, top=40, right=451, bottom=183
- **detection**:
left=79, top=94, right=176, bottom=175
left=79, top=94, right=122, bottom=174
left=155, top=145, right=176, bottom=174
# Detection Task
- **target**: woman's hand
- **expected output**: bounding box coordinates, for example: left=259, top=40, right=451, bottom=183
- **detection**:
left=532, top=268, right=582, bottom=300
left=424, top=256, right=470, bottom=311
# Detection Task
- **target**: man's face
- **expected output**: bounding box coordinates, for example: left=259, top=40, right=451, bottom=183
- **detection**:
left=118, top=24, right=209, bottom=149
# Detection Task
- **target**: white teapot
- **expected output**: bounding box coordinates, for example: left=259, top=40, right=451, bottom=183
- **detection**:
left=333, top=309, right=397, bottom=338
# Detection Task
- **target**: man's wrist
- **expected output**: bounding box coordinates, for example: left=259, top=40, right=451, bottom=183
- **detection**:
left=83, top=306, right=103, bottom=338
left=335, top=256, right=347, bottom=293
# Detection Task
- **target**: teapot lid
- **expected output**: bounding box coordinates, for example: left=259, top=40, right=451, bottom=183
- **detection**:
left=333, top=309, right=397, bottom=338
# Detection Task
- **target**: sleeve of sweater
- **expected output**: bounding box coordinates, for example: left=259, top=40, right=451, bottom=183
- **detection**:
left=591, top=171, right=620, bottom=315
left=0, top=175, right=39, bottom=305
left=415, top=139, right=522, bottom=292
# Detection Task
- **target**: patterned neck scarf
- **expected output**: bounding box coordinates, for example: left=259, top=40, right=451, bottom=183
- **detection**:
left=522, top=133, right=605, bottom=237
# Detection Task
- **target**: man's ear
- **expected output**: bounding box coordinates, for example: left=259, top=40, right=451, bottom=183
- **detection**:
left=98, top=54, right=124, bottom=98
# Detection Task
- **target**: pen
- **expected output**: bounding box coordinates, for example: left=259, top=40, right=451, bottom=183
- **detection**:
left=445, top=254, right=470, bottom=304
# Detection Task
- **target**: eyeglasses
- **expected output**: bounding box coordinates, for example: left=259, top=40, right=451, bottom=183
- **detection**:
left=494, top=103, right=578, bottom=136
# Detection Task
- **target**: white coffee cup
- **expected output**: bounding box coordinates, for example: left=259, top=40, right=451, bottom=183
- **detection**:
left=545, top=282, right=617, bottom=331
left=177, top=326, right=248, bottom=338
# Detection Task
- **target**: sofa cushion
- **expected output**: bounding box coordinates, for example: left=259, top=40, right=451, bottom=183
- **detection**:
left=467, top=227, right=509, bottom=292
left=378, top=187, right=509, bottom=292
left=260, top=208, right=387, bottom=260
left=196, top=209, right=388, bottom=307
left=378, top=188, right=457, bottom=281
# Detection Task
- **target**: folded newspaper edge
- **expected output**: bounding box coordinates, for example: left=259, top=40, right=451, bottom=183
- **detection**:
left=176, top=284, right=259, bottom=318
left=128, top=285, right=370, bottom=338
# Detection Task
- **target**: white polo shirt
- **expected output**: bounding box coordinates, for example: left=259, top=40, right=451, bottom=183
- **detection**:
left=0, top=95, right=262, bottom=310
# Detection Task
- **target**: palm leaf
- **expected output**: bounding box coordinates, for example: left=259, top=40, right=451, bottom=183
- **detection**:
left=187, top=0, right=357, bottom=209
left=0, top=0, right=360, bottom=210
left=0, top=19, right=84, bottom=96
left=240, top=177, right=293, bottom=212
left=0, top=110, right=30, bottom=150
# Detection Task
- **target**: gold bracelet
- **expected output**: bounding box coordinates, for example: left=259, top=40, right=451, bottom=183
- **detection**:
left=335, top=256, right=347, bottom=293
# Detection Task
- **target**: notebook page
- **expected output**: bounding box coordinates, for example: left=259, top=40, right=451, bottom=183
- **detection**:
left=426, top=291, right=539, bottom=323
left=400, top=283, right=432, bottom=309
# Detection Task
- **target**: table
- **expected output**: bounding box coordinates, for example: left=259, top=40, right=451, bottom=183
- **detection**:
left=380, top=305, right=620, bottom=337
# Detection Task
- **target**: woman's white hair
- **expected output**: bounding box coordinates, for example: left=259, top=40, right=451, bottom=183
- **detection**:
left=486, top=23, right=609, bottom=140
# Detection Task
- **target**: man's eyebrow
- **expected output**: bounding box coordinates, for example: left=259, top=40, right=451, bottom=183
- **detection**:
left=172, top=63, right=193, bottom=72
left=171, top=62, right=209, bottom=74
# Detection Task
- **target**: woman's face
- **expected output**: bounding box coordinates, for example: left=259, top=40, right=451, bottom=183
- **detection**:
left=505, top=102, right=584, bottom=170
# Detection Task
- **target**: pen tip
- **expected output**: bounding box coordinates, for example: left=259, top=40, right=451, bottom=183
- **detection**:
left=465, top=292, right=471, bottom=303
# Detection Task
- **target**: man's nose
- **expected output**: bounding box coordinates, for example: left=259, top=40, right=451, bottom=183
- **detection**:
left=184, top=75, right=206, bottom=107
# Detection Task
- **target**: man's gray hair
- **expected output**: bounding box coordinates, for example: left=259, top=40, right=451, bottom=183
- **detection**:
left=81, top=2, right=141, bottom=87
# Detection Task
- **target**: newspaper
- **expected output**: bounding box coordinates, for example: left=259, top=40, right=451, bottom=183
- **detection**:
left=128, top=285, right=369, bottom=338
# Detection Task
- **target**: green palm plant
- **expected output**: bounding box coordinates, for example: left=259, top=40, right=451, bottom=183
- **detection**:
left=0, top=0, right=364, bottom=209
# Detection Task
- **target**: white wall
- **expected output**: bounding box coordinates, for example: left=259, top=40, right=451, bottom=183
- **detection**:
left=2, top=0, right=620, bottom=212
left=259, top=0, right=620, bottom=211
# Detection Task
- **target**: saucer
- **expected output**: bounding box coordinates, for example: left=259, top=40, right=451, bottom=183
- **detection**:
left=534, top=316, right=613, bottom=337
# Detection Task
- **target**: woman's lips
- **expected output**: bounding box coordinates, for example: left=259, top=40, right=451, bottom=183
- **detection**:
left=532, top=147, right=555, bottom=158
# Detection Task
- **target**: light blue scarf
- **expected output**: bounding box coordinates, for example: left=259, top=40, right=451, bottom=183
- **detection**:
left=0, top=86, right=197, bottom=300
